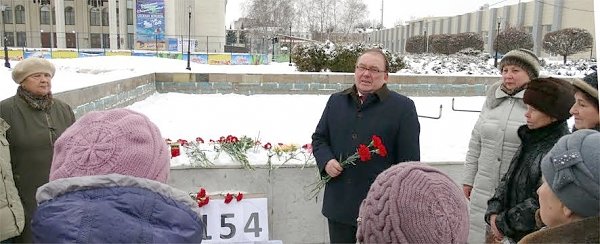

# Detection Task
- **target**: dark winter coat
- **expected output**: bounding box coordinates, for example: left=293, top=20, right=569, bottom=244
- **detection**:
left=312, top=84, right=420, bottom=226
left=0, top=94, right=75, bottom=242
left=485, top=120, right=570, bottom=242
left=519, top=216, right=599, bottom=244
left=32, top=174, right=204, bottom=243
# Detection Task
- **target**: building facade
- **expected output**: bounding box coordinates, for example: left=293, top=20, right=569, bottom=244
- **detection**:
left=0, top=0, right=226, bottom=52
left=366, top=0, right=595, bottom=59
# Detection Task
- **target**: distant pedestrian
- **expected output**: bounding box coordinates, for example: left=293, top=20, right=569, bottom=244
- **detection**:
left=0, top=57, right=75, bottom=242
left=356, top=162, right=469, bottom=243
left=462, top=48, right=541, bottom=243
left=570, top=71, right=598, bottom=131
left=31, top=108, right=203, bottom=242
left=519, top=129, right=599, bottom=243
left=485, top=77, right=575, bottom=242
left=312, top=48, right=420, bottom=243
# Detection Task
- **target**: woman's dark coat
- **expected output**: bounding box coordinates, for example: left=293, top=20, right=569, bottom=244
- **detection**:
left=485, top=120, right=570, bottom=242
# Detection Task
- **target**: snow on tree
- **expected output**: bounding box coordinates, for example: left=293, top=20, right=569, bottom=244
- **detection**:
left=495, top=26, right=533, bottom=54
left=543, top=28, right=593, bottom=64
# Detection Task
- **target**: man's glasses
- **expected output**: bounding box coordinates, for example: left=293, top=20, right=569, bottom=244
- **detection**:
left=355, top=65, right=385, bottom=74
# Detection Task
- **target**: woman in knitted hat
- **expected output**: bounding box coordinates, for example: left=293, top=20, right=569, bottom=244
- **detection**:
left=463, top=48, right=541, bottom=243
left=519, top=129, right=599, bottom=243
left=570, top=71, right=599, bottom=131
left=31, top=108, right=204, bottom=242
left=0, top=57, right=75, bottom=242
left=356, top=162, right=469, bottom=243
left=485, top=77, right=575, bottom=243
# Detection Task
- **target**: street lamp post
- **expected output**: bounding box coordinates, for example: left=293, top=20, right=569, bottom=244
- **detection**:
left=73, top=30, right=79, bottom=54
left=186, top=6, right=191, bottom=70
left=271, top=36, right=275, bottom=62
left=288, top=25, right=292, bottom=66
left=0, top=5, right=9, bottom=68
left=494, top=17, right=502, bottom=67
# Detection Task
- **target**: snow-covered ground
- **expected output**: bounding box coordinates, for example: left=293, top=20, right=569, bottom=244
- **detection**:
left=0, top=55, right=585, bottom=166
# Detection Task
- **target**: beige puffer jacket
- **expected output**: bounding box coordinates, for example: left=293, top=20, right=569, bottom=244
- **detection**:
left=463, top=81, right=527, bottom=244
left=0, top=118, right=24, bottom=241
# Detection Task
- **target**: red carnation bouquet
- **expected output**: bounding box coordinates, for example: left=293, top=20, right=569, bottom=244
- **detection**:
left=305, top=135, right=387, bottom=200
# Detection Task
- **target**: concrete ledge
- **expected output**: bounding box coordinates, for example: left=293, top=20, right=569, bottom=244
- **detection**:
left=168, top=162, right=463, bottom=243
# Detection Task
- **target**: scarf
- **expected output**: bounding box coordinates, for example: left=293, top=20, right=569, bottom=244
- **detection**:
left=17, top=86, right=54, bottom=111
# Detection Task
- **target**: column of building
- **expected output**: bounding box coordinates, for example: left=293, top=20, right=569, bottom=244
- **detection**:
left=108, top=0, right=117, bottom=49
left=55, top=0, right=65, bottom=48
left=118, top=0, right=127, bottom=49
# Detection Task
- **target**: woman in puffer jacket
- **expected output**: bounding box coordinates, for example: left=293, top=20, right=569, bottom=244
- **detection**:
left=0, top=118, right=24, bottom=241
left=31, top=108, right=203, bottom=243
left=462, top=49, right=541, bottom=243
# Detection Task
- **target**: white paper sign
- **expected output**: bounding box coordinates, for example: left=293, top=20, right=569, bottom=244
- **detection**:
left=199, top=198, right=269, bottom=243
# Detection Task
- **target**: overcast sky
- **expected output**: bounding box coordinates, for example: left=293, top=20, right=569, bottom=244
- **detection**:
left=225, top=0, right=524, bottom=29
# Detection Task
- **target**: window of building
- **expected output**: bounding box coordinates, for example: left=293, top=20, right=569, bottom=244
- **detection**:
left=90, top=33, right=101, bottom=47
left=4, top=32, right=14, bottom=46
left=103, top=33, right=110, bottom=48
left=127, top=8, right=133, bottom=25
left=127, top=33, right=134, bottom=49
left=90, top=8, right=101, bottom=26
left=15, top=5, right=24, bottom=24
left=65, top=7, right=75, bottom=25
left=3, top=7, right=13, bottom=24
left=16, top=32, right=26, bottom=47
left=102, top=8, right=109, bottom=26
left=40, top=6, right=51, bottom=25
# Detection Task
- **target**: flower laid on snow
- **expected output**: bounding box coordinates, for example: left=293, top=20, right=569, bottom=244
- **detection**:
left=305, top=135, right=387, bottom=200
left=236, top=192, right=243, bottom=201
left=263, top=142, right=315, bottom=171
left=263, top=142, right=272, bottom=150
left=182, top=138, right=214, bottom=168
left=214, top=135, right=256, bottom=170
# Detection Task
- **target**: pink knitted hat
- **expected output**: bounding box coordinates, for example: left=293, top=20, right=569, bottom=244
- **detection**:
left=356, top=162, right=469, bottom=243
left=50, top=108, right=170, bottom=183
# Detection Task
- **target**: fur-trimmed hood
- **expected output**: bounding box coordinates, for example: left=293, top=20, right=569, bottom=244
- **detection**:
left=485, top=81, right=526, bottom=109
left=519, top=216, right=599, bottom=243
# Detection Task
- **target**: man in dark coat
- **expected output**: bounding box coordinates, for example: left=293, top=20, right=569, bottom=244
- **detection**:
left=311, top=48, right=420, bottom=243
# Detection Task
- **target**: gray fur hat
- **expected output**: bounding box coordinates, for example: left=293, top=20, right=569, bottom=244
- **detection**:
left=572, top=71, right=598, bottom=100
left=499, top=48, right=541, bottom=79
left=541, top=129, right=600, bottom=218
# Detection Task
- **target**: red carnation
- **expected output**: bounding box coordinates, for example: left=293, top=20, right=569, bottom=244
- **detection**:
left=302, top=143, right=312, bottom=152
left=372, top=135, right=384, bottom=149
left=358, top=144, right=371, bottom=162
left=197, top=196, right=210, bottom=207
left=236, top=192, right=244, bottom=201
left=177, top=139, right=188, bottom=146
left=263, top=142, right=272, bottom=150
left=196, top=137, right=204, bottom=143
left=224, top=193, right=234, bottom=204
left=377, top=145, right=388, bottom=157
left=170, top=145, right=180, bottom=158
left=196, top=188, right=206, bottom=199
